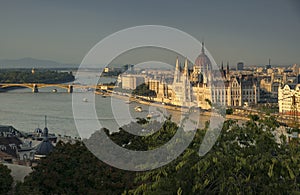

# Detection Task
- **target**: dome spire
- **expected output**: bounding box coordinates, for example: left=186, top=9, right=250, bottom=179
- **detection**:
left=45, top=115, right=47, bottom=128
left=43, top=115, right=48, bottom=139
left=201, top=41, right=205, bottom=54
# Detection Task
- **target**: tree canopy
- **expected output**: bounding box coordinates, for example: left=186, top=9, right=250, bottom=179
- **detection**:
left=128, top=119, right=300, bottom=194
left=15, top=117, right=300, bottom=194
left=15, top=141, right=136, bottom=195
left=132, top=83, right=156, bottom=97
left=0, top=164, right=13, bottom=194
left=0, top=70, right=74, bottom=84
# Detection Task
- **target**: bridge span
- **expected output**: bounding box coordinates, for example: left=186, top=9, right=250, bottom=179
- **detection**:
left=0, top=83, right=114, bottom=93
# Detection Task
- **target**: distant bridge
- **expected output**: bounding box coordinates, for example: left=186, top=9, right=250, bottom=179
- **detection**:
left=0, top=83, right=115, bottom=93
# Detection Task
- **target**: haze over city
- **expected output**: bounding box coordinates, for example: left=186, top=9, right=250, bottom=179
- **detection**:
left=0, top=0, right=300, bottom=66
left=2, top=1, right=300, bottom=194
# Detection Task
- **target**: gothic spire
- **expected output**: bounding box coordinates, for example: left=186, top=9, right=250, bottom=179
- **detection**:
left=175, top=56, right=179, bottom=71
left=173, top=57, right=180, bottom=83
left=226, top=61, right=230, bottom=73
left=201, top=41, right=205, bottom=54
left=183, top=58, right=188, bottom=76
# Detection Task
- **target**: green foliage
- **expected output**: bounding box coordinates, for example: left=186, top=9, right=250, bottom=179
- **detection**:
left=15, top=117, right=300, bottom=194
left=128, top=118, right=300, bottom=194
left=226, top=108, right=233, bottom=115
left=16, top=141, right=136, bottom=195
left=249, top=114, right=260, bottom=121
left=257, top=104, right=279, bottom=115
left=0, top=164, right=13, bottom=194
left=0, top=70, right=74, bottom=84
left=106, top=119, right=178, bottom=151
left=132, top=83, right=156, bottom=97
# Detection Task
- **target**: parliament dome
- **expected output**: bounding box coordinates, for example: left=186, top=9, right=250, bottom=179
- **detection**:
left=194, top=42, right=212, bottom=71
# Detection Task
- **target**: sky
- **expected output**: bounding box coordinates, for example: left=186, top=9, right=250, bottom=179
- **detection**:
left=0, top=0, right=299, bottom=66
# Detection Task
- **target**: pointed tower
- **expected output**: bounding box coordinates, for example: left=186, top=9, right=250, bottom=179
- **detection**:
left=182, top=58, right=191, bottom=104
left=183, top=58, right=189, bottom=77
left=221, top=61, right=224, bottom=70
left=227, top=62, right=230, bottom=73
left=266, top=58, right=271, bottom=69
left=173, top=57, right=180, bottom=83
left=161, top=75, right=168, bottom=98
left=201, top=41, right=205, bottom=54
left=43, top=115, right=48, bottom=138
left=35, top=115, right=54, bottom=157
left=158, top=75, right=167, bottom=99
left=226, top=62, right=230, bottom=79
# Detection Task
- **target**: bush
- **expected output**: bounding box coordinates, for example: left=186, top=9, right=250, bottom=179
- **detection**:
left=226, top=108, right=233, bottom=115
left=0, top=164, right=13, bottom=194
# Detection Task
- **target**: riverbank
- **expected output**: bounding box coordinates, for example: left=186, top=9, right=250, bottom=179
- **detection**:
left=106, top=91, right=249, bottom=122
left=226, top=114, right=250, bottom=121
left=0, top=69, right=75, bottom=92
left=0, top=70, right=75, bottom=83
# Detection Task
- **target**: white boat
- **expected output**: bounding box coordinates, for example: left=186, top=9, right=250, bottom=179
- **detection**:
left=52, top=89, right=57, bottom=93
left=147, top=112, right=160, bottom=118
left=83, top=98, right=88, bottom=102
left=134, top=106, right=142, bottom=112
left=124, top=100, right=131, bottom=104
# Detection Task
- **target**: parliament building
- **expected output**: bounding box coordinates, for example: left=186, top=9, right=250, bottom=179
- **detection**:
left=147, top=42, right=260, bottom=109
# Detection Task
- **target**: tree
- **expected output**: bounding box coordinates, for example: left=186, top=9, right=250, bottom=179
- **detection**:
left=128, top=118, right=300, bottom=194
left=0, top=164, right=13, bottom=194
left=226, top=108, right=233, bottom=115
left=16, top=141, right=136, bottom=195
left=132, top=83, right=156, bottom=98
left=249, top=114, right=259, bottom=121
left=15, top=118, right=300, bottom=194
left=0, top=70, right=74, bottom=84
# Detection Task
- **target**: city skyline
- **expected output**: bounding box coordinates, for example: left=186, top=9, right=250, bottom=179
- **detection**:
left=0, top=0, right=300, bottom=66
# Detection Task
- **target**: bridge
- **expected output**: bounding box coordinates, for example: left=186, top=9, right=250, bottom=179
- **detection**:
left=0, top=83, right=114, bottom=93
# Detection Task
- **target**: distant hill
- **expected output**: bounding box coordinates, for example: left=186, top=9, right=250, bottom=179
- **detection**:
left=0, top=57, right=78, bottom=69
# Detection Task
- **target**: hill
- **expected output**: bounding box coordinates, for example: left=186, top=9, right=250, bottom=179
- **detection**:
left=0, top=57, right=78, bottom=69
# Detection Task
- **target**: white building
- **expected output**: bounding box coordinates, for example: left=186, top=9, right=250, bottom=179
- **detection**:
left=121, top=74, right=145, bottom=90
left=278, top=83, right=300, bottom=114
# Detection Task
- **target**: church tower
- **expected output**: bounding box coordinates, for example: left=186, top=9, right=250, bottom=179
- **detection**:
left=182, top=58, right=192, bottom=104
left=226, top=61, right=230, bottom=79
left=173, top=57, right=180, bottom=84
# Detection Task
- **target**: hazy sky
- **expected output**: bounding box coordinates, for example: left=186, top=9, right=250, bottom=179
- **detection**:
left=0, top=0, right=299, bottom=66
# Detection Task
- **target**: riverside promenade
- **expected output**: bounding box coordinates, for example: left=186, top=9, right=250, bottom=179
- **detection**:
left=103, top=90, right=250, bottom=122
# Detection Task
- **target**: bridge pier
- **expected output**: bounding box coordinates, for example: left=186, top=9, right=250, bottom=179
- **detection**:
left=32, top=84, right=39, bottom=93
left=68, top=85, right=73, bottom=93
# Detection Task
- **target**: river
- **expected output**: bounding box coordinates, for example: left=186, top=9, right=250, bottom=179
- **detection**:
left=0, top=70, right=213, bottom=138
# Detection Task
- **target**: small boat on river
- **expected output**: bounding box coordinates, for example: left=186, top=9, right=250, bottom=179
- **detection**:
left=134, top=106, right=142, bottom=112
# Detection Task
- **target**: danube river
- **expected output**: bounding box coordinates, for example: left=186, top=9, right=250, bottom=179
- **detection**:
left=0, top=71, right=212, bottom=138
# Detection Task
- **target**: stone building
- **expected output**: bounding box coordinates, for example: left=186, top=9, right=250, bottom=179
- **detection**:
left=121, top=74, right=145, bottom=90
left=130, top=42, right=260, bottom=109
left=278, top=83, right=300, bottom=115
left=168, top=42, right=260, bottom=108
